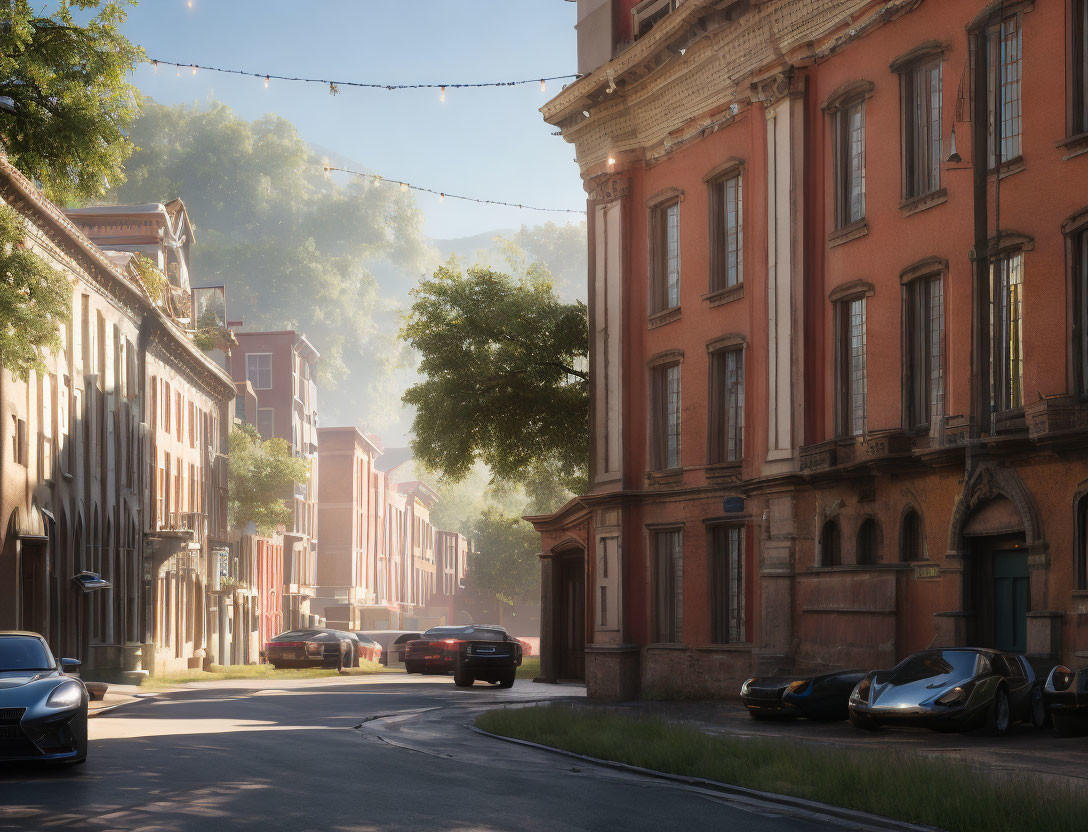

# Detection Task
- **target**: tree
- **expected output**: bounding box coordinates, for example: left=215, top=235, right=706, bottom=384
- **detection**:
left=106, top=100, right=427, bottom=433
left=0, top=204, right=72, bottom=380
left=464, top=509, right=541, bottom=614
left=227, top=425, right=311, bottom=536
left=0, top=1, right=142, bottom=204
left=401, top=262, right=589, bottom=497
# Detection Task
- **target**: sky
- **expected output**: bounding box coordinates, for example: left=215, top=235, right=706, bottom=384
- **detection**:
left=120, top=0, right=585, bottom=240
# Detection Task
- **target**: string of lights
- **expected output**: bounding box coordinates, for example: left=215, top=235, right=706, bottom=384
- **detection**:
left=147, top=58, right=577, bottom=97
left=322, top=164, right=586, bottom=215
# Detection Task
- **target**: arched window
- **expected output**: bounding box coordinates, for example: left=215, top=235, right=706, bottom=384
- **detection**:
left=901, top=509, right=923, bottom=562
left=856, top=518, right=881, bottom=565
left=821, top=520, right=841, bottom=567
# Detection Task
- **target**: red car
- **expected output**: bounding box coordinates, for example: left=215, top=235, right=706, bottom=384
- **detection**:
left=351, top=632, right=383, bottom=664
left=404, top=626, right=469, bottom=674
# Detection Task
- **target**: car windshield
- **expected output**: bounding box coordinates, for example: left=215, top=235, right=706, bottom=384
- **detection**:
left=886, top=651, right=981, bottom=685
left=271, top=630, right=320, bottom=642
left=0, top=636, right=55, bottom=671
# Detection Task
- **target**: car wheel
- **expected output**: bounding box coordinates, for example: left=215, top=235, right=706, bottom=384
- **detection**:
left=985, top=687, right=1011, bottom=736
left=496, top=670, right=515, bottom=689
left=849, top=711, right=881, bottom=731
left=1052, top=713, right=1088, bottom=738
left=454, top=668, right=474, bottom=687
left=1030, top=686, right=1051, bottom=729
left=404, top=662, right=421, bottom=674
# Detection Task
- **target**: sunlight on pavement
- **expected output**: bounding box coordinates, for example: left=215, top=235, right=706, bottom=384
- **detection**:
left=90, top=718, right=341, bottom=740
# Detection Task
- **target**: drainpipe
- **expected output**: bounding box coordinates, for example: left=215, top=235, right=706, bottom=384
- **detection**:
left=136, top=315, right=154, bottom=651
left=971, top=28, right=991, bottom=442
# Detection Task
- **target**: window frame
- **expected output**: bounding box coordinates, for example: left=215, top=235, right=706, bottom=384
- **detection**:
left=707, top=342, right=744, bottom=465
left=650, top=526, right=683, bottom=644
left=648, top=192, right=682, bottom=316
left=902, top=266, right=946, bottom=431
left=1070, top=0, right=1088, bottom=138
left=824, top=82, right=873, bottom=230
left=820, top=519, right=842, bottom=567
left=982, top=11, right=1025, bottom=169
left=989, top=247, right=1026, bottom=415
left=257, top=407, right=275, bottom=440
left=705, top=163, right=744, bottom=294
left=246, top=352, right=273, bottom=391
left=894, top=46, right=945, bottom=202
left=707, top=523, right=746, bottom=644
left=649, top=354, right=683, bottom=472
left=856, top=517, right=882, bottom=566
left=900, top=508, right=924, bottom=562
left=1075, top=492, right=1088, bottom=591
left=831, top=284, right=872, bottom=438
left=1064, top=207, right=1088, bottom=396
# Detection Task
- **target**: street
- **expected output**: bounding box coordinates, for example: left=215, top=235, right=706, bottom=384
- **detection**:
left=0, top=676, right=830, bottom=832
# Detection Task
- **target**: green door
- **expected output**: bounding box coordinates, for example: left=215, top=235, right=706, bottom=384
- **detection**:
left=993, top=550, right=1029, bottom=653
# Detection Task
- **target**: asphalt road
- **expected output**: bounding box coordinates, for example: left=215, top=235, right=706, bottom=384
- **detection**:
left=0, top=673, right=832, bottom=832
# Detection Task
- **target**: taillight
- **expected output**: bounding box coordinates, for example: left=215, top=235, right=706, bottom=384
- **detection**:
left=441, top=639, right=462, bottom=646
left=268, top=641, right=304, bottom=648
left=1049, top=665, right=1075, bottom=692
left=306, top=642, right=323, bottom=654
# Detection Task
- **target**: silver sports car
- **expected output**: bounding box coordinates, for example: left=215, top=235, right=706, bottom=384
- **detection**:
left=0, top=631, right=88, bottom=765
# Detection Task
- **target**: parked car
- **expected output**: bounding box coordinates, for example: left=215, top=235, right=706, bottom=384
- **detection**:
left=356, top=630, right=421, bottom=666
left=452, top=626, right=523, bottom=688
left=1043, top=664, right=1088, bottom=736
left=0, top=631, right=88, bottom=765
left=515, top=638, right=534, bottom=657
left=848, top=648, right=1046, bottom=735
left=405, top=626, right=478, bottom=674
left=740, top=669, right=868, bottom=721
left=265, top=629, right=354, bottom=670
left=350, top=633, right=383, bottom=664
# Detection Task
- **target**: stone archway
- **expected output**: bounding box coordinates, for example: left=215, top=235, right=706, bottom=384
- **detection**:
left=937, top=461, right=1056, bottom=659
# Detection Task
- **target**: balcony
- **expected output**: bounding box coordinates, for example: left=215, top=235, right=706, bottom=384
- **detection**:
left=165, top=512, right=207, bottom=548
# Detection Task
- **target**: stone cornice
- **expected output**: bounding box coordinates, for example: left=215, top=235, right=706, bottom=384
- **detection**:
left=0, top=153, right=235, bottom=402
left=546, top=0, right=924, bottom=175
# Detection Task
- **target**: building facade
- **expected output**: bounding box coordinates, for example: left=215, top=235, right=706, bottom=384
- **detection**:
left=0, top=156, right=236, bottom=680
left=534, top=0, right=1088, bottom=699
left=229, top=331, right=321, bottom=630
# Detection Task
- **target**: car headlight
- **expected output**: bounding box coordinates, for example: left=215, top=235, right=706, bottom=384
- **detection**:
left=46, top=682, right=83, bottom=710
left=786, top=679, right=811, bottom=696
left=740, top=678, right=754, bottom=696
left=850, top=677, right=872, bottom=704
left=1048, top=665, right=1075, bottom=693
left=935, top=684, right=972, bottom=707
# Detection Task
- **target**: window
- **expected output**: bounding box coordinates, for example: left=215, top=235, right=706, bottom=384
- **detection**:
left=835, top=297, right=867, bottom=437
left=709, top=173, right=743, bottom=291
left=901, top=509, right=923, bottom=561
left=708, top=347, right=743, bottom=463
left=905, top=274, right=945, bottom=428
left=832, top=99, right=866, bottom=226
left=856, top=518, right=881, bottom=565
left=1076, top=495, right=1088, bottom=590
left=990, top=252, right=1024, bottom=412
left=162, top=381, right=171, bottom=434
left=650, top=200, right=680, bottom=313
left=1069, top=216, right=1088, bottom=395
left=175, top=391, right=183, bottom=442
left=39, top=374, right=53, bottom=479
left=189, top=402, right=196, bottom=447
left=709, top=525, right=745, bottom=643
left=901, top=57, right=943, bottom=200
left=821, top=520, right=841, bottom=567
left=650, top=362, right=682, bottom=470
left=257, top=408, right=275, bottom=439
left=652, top=528, right=682, bottom=643
left=985, top=14, right=1023, bottom=167
left=1072, top=0, right=1088, bottom=136
left=246, top=353, right=273, bottom=390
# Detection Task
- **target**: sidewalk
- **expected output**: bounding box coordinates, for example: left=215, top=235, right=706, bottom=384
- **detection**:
left=86, top=683, right=154, bottom=718
left=586, top=699, right=1088, bottom=788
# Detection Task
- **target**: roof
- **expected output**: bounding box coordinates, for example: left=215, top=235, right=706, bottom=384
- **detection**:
left=398, top=480, right=440, bottom=508
left=375, top=446, right=413, bottom=473
left=317, top=425, right=383, bottom=457
left=65, top=203, right=171, bottom=217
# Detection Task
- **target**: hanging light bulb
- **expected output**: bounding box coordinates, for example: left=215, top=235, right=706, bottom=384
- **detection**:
left=400, top=182, right=409, bottom=193
left=176, top=66, right=181, bottom=77
left=440, top=193, right=445, bottom=202
left=540, top=79, right=546, bottom=93
left=608, top=155, right=616, bottom=166
left=440, top=86, right=446, bottom=103
left=152, top=59, right=159, bottom=73
left=264, top=75, right=270, bottom=88
left=191, top=65, right=198, bottom=76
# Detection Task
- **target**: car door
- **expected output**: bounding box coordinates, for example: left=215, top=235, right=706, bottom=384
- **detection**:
left=994, top=653, right=1032, bottom=717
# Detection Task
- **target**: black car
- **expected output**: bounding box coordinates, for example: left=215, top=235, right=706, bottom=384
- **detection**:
left=1043, top=664, right=1088, bottom=736
left=265, top=629, right=354, bottom=670
left=442, top=626, right=522, bottom=688
left=404, top=626, right=476, bottom=674
left=848, top=648, right=1046, bottom=735
left=0, top=631, right=88, bottom=765
left=740, top=670, right=868, bottom=721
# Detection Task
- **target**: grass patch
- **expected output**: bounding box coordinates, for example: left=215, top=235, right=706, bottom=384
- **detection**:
left=476, top=704, right=1088, bottom=832
left=140, top=660, right=389, bottom=690
left=516, top=656, right=540, bottom=680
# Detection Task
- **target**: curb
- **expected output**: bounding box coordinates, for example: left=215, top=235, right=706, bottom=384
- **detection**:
left=88, top=693, right=159, bottom=719
left=467, top=723, right=945, bottom=832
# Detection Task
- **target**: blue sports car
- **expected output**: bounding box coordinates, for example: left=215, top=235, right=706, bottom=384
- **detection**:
left=0, top=631, right=88, bottom=765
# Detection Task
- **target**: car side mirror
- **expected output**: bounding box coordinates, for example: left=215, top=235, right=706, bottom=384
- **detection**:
left=60, top=658, right=81, bottom=673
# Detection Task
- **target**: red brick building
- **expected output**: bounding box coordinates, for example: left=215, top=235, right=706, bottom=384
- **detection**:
left=533, top=0, right=1088, bottom=699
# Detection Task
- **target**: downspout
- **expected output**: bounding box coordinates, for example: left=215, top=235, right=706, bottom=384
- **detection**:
left=971, top=24, right=991, bottom=441
left=137, top=314, right=154, bottom=648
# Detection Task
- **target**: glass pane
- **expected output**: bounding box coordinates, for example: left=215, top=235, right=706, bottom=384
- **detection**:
left=849, top=299, right=867, bottom=436
left=665, top=364, right=681, bottom=469
left=926, top=277, right=944, bottom=423
left=665, top=203, right=680, bottom=308
left=724, top=176, right=742, bottom=288
left=848, top=102, right=866, bottom=223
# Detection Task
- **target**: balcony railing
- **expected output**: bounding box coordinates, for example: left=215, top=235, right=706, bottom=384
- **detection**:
left=165, top=511, right=207, bottom=548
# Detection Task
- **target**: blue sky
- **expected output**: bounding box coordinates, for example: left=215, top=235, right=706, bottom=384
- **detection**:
left=120, top=0, right=584, bottom=240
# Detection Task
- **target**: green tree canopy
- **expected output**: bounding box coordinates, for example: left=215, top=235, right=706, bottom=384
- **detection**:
left=464, top=508, right=541, bottom=610
left=227, top=425, right=311, bottom=536
left=401, top=262, right=588, bottom=497
left=105, top=99, right=427, bottom=432
left=0, top=204, right=72, bottom=380
left=0, top=1, right=142, bottom=204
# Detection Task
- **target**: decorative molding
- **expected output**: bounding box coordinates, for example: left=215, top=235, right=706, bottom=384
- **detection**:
left=648, top=306, right=683, bottom=329
left=701, top=157, right=745, bottom=183
left=705, top=333, right=746, bottom=353
left=900, top=255, right=949, bottom=284
left=899, top=187, right=948, bottom=217
left=828, top=279, right=875, bottom=303
left=750, top=69, right=798, bottom=107
left=828, top=219, right=869, bottom=248
left=646, top=186, right=684, bottom=208
left=947, top=461, right=1045, bottom=554
left=588, top=176, right=631, bottom=203
left=987, top=229, right=1035, bottom=257
left=1062, top=205, right=1088, bottom=236
left=703, top=283, right=745, bottom=306
left=647, top=348, right=684, bottom=368
left=822, top=79, right=876, bottom=113
left=889, top=39, right=947, bottom=73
